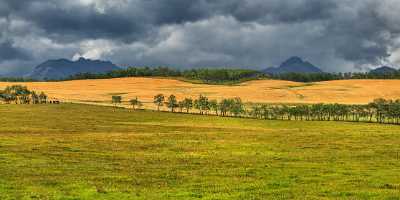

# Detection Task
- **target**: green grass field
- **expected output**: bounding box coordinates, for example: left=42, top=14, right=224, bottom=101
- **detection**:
left=0, top=104, right=399, bottom=199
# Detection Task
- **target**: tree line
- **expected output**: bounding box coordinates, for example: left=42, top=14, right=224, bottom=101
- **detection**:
left=0, top=85, right=49, bottom=104
left=248, top=99, right=400, bottom=124
left=152, top=94, right=246, bottom=116
left=113, top=94, right=400, bottom=125
left=269, top=71, right=400, bottom=82
left=67, top=67, right=400, bottom=83
left=67, top=67, right=262, bottom=84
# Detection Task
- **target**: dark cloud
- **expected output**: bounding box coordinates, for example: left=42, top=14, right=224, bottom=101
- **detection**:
left=323, top=1, right=399, bottom=66
left=0, top=0, right=399, bottom=74
left=0, top=0, right=339, bottom=42
left=0, top=40, right=31, bottom=62
left=221, top=0, right=337, bottom=23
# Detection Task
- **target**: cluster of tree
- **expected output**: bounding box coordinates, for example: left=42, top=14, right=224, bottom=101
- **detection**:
left=111, top=95, right=144, bottom=110
left=269, top=71, right=400, bottom=82
left=0, top=85, right=48, bottom=104
left=152, top=94, right=246, bottom=116
left=67, top=67, right=262, bottom=84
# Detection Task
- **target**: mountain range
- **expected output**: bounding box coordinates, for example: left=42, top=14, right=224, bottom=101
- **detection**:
left=4, top=56, right=398, bottom=80
left=29, top=57, right=120, bottom=80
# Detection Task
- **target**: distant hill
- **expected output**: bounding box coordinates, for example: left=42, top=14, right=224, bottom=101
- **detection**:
left=262, top=57, right=323, bottom=74
left=29, top=57, right=120, bottom=80
left=370, top=66, right=398, bottom=74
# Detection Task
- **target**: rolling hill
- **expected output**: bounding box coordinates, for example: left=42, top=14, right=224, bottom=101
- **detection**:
left=1, top=78, right=400, bottom=108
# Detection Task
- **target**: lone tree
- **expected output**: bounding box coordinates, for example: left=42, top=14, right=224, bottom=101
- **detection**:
left=183, top=98, right=193, bottom=113
left=231, top=97, right=245, bottom=117
left=178, top=100, right=185, bottom=112
left=167, top=94, right=178, bottom=112
left=219, top=98, right=234, bottom=116
left=153, top=94, right=165, bottom=111
left=129, top=97, right=142, bottom=110
left=209, top=99, right=219, bottom=115
left=31, top=91, right=39, bottom=104
left=39, top=92, right=48, bottom=104
left=112, top=95, right=122, bottom=108
left=194, top=95, right=209, bottom=115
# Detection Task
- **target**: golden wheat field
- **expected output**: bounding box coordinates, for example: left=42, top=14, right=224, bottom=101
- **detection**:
left=1, top=78, right=400, bottom=109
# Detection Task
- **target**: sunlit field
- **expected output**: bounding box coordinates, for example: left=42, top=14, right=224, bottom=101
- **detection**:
left=1, top=78, right=400, bottom=110
left=0, top=104, right=399, bottom=199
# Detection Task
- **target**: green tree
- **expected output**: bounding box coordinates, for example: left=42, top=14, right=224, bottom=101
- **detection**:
left=31, top=91, right=39, bottom=104
left=112, top=95, right=122, bottom=107
left=230, top=97, right=245, bottom=117
left=178, top=100, right=185, bottom=112
left=209, top=99, right=219, bottom=115
left=183, top=98, right=193, bottom=113
left=130, top=97, right=142, bottom=110
left=153, top=94, right=165, bottom=111
left=219, top=98, right=233, bottom=116
left=39, top=92, right=48, bottom=104
left=4, top=85, right=31, bottom=104
left=166, top=94, right=178, bottom=112
left=194, top=95, right=209, bottom=115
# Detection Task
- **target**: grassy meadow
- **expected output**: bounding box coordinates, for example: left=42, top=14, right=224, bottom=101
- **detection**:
left=0, top=104, right=399, bottom=199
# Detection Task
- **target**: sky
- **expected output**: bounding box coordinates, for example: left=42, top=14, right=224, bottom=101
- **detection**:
left=1, top=0, right=400, bottom=75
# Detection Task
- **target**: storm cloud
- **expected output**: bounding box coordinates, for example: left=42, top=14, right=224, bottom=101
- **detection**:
left=1, top=0, right=400, bottom=75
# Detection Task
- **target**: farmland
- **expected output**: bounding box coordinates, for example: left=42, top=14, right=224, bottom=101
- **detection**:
left=0, top=104, right=400, bottom=199
left=1, top=78, right=400, bottom=110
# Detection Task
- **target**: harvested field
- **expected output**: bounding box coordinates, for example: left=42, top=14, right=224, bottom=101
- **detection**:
left=1, top=78, right=400, bottom=109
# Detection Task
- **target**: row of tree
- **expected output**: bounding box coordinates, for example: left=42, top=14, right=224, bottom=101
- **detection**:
left=248, top=99, right=400, bottom=124
left=68, top=68, right=400, bottom=83
left=112, top=94, right=246, bottom=116
left=0, top=85, right=48, bottom=104
left=66, top=67, right=262, bottom=84
left=114, top=94, right=400, bottom=125
left=269, top=71, right=400, bottom=82
left=152, top=94, right=246, bottom=116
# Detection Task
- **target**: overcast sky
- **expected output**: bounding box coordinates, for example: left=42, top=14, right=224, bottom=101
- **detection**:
left=1, top=0, right=400, bottom=75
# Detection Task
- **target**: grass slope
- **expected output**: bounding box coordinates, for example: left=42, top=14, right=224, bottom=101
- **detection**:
left=0, top=104, right=399, bottom=199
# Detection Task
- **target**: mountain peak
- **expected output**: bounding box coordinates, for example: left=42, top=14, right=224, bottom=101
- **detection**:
left=262, top=57, right=323, bottom=74
left=370, top=66, right=397, bottom=74
left=29, top=58, right=120, bottom=80
left=77, top=57, right=87, bottom=61
left=283, top=56, right=303, bottom=65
